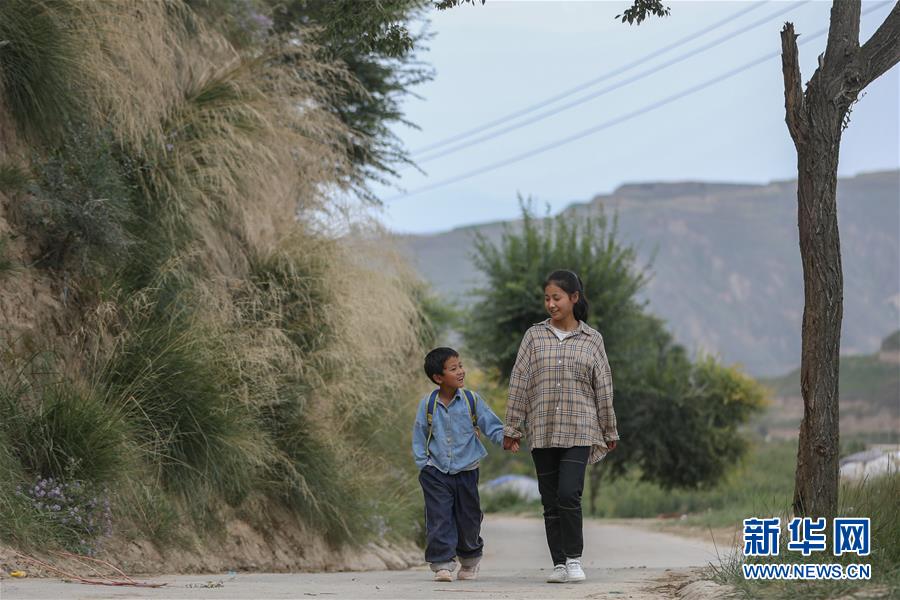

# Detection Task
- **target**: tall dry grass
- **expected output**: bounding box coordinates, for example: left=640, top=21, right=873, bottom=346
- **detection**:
left=0, top=0, right=84, bottom=142
left=3, top=1, right=360, bottom=233
left=0, top=1, right=189, bottom=145
left=135, top=40, right=359, bottom=261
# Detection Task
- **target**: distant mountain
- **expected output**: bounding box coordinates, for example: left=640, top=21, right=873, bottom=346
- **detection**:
left=398, top=170, right=900, bottom=377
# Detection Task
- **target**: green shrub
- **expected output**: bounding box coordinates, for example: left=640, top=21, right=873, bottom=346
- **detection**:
left=16, top=382, right=130, bottom=484
left=23, top=126, right=135, bottom=272
left=0, top=356, right=121, bottom=551
left=0, top=351, right=130, bottom=485
left=100, top=306, right=267, bottom=506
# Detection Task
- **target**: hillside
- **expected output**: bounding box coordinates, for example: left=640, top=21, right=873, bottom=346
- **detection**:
left=757, top=331, right=900, bottom=440
left=400, top=170, right=900, bottom=376
left=0, top=1, right=427, bottom=573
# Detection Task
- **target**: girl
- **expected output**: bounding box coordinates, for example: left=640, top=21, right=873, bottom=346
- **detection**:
left=502, top=270, right=618, bottom=584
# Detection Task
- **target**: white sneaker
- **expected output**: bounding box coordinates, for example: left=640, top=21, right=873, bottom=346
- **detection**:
left=566, top=558, right=586, bottom=582
left=546, top=564, right=568, bottom=583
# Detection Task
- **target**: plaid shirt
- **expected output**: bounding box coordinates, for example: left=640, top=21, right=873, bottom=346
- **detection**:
left=504, top=319, right=618, bottom=464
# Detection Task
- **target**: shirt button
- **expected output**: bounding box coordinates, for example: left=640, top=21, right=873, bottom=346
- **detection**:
left=558, top=360, right=562, bottom=364
left=557, top=383, right=561, bottom=388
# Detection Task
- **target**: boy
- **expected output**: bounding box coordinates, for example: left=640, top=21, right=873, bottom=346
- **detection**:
left=412, top=347, right=505, bottom=582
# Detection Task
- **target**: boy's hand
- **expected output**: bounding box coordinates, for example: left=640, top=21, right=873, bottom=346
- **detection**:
left=503, top=436, right=520, bottom=452
left=607, top=440, right=617, bottom=451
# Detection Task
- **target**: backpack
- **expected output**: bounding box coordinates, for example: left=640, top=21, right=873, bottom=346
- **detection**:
left=425, top=388, right=478, bottom=457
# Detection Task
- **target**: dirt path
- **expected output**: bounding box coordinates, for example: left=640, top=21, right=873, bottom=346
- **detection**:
left=2, top=515, right=722, bottom=599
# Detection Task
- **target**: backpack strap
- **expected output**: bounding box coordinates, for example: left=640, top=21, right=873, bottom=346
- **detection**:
left=462, top=389, right=477, bottom=428
left=463, top=389, right=481, bottom=440
left=425, top=389, right=439, bottom=457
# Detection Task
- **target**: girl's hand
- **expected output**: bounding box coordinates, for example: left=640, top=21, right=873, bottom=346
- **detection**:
left=606, top=440, right=617, bottom=451
left=503, top=436, right=520, bottom=452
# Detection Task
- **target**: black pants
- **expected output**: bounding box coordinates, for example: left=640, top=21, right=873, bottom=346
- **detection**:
left=532, top=446, right=590, bottom=566
left=418, top=466, right=484, bottom=570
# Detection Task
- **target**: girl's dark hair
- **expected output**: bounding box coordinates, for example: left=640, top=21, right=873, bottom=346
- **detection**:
left=544, top=270, right=589, bottom=323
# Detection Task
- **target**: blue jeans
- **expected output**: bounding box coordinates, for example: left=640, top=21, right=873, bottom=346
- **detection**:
left=418, top=465, right=484, bottom=571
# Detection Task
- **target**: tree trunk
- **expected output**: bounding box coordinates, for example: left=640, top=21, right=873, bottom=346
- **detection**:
left=780, top=13, right=854, bottom=520
left=780, top=1, right=900, bottom=518
left=792, top=112, right=844, bottom=520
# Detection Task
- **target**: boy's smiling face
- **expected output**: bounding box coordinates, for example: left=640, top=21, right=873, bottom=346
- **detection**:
left=434, top=356, right=465, bottom=390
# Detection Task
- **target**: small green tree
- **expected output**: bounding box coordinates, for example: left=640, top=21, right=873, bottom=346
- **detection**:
left=466, top=202, right=765, bottom=510
left=466, top=199, right=647, bottom=378
left=411, top=281, right=462, bottom=348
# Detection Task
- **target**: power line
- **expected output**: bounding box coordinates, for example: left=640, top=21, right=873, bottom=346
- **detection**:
left=388, top=1, right=893, bottom=202
left=413, top=0, right=809, bottom=164
left=409, top=1, right=771, bottom=156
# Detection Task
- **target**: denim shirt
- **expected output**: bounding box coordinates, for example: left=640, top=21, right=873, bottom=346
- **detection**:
left=412, top=389, right=505, bottom=475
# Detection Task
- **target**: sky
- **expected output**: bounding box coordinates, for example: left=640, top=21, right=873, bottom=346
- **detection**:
left=368, top=0, right=900, bottom=234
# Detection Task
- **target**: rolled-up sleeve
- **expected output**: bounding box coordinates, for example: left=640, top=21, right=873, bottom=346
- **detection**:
left=504, top=330, right=533, bottom=439
left=592, top=336, right=618, bottom=442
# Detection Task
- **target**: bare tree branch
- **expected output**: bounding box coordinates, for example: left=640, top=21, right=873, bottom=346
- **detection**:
left=781, top=23, right=809, bottom=146
left=859, top=1, right=900, bottom=89
left=823, top=0, right=861, bottom=74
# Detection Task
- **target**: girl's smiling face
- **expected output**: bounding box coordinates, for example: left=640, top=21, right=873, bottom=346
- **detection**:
left=544, top=283, right=579, bottom=324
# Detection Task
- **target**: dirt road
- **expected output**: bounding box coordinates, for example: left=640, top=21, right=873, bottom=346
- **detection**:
left=2, top=515, right=722, bottom=599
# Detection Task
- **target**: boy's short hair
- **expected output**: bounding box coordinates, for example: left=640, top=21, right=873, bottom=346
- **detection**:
left=424, top=347, right=459, bottom=384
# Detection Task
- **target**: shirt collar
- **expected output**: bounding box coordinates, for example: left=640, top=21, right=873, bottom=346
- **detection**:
left=538, top=318, right=591, bottom=336
left=432, top=388, right=464, bottom=404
